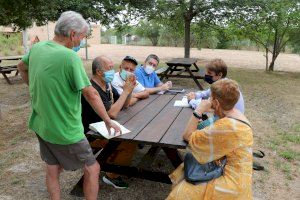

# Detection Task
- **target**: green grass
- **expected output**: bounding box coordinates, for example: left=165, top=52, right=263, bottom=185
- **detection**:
left=281, top=133, right=300, bottom=144
left=279, top=150, right=299, bottom=160
left=293, top=123, right=300, bottom=132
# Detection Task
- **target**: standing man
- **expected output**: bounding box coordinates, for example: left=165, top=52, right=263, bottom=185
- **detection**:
left=135, top=54, right=172, bottom=94
left=17, top=11, right=120, bottom=200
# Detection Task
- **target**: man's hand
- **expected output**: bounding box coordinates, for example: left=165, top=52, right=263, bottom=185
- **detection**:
left=195, top=99, right=214, bottom=114
left=186, top=92, right=196, bottom=101
left=105, top=120, right=122, bottom=136
left=123, top=75, right=135, bottom=94
left=161, top=81, right=172, bottom=91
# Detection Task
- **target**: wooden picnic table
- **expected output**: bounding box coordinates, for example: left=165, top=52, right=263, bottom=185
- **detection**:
left=158, top=58, right=204, bottom=90
left=0, top=55, right=23, bottom=84
left=71, top=93, right=193, bottom=196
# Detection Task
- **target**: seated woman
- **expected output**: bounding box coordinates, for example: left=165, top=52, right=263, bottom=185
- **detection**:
left=167, top=79, right=253, bottom=200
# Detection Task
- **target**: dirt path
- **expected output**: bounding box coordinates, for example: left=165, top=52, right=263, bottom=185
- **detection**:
left=78, top=44, right=300, bottom=72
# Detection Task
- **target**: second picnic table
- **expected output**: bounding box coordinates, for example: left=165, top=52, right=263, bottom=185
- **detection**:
left=0, top=55, right=23, bottom=84
left=157, top=58, right=204, bottom=90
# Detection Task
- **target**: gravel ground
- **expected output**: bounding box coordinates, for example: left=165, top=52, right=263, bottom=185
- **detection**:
left=78, top=44, right=300, bottom=72
left=0, top=46, right=299, bottom=200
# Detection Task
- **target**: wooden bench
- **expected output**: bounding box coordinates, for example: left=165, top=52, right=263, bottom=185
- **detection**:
left=0, top=55, right=23, bottom=84
left=0, top=65, right=18, bottom=84
left=155, top=66, right=168, bottom=75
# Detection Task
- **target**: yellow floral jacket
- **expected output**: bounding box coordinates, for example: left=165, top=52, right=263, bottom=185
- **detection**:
left=167, top=117, right=253, bottom=200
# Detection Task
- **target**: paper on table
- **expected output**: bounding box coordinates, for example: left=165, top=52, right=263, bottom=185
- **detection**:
left=89, top=120, right=131, bottom=139
left=174, top=96, right=190, bottom=107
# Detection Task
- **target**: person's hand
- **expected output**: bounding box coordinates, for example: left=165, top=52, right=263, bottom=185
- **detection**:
left=166, top=81, right=172, bottom=88
left=127, top=73, right=136, bottom=84
left=123, top=75, right=136, bottom=94
left=161, top=81, right=172, bottom=91
left=195, top=99, right=214, bottom=114
left=186, top=92, right=196, bottom=101
left=105, top=120, right=122, bottom=136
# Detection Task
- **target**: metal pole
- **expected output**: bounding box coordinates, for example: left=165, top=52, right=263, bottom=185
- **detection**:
left=85, top=37, right=88, bottom=60
left=22, top=28, right=29, bottom=53
left=47, top=22, right=50, bottom=40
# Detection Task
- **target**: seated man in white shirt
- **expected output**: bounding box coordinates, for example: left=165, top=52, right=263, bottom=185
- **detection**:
left=112, top=56, right=149, bottom=106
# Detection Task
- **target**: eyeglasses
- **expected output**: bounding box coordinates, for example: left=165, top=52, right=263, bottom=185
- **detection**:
left=147, top=61, right=157, bottom=68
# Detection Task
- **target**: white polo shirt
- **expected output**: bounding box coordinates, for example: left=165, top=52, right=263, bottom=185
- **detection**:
left=111, top=72, right=146, bottom=95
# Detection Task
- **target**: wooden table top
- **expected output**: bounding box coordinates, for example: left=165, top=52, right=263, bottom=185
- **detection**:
left=166, top=58, right=198, bottom=65
left=88, top=93, right=193, bottom=149
left=0, top=55, right=24, bottom=61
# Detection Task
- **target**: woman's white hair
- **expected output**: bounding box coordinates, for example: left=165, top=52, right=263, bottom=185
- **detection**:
left=54, top=11, right=90, bottom=37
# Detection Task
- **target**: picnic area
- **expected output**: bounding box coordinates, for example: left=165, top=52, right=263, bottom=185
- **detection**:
left=0, top=1, right=300, bottom=200
left=0, top=44, right=299, bottom=199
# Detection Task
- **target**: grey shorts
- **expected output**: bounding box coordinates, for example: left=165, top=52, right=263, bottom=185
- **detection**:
left=36, top=134, right=96, bottom=171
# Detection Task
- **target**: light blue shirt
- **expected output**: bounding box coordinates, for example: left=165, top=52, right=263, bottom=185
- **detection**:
left=189, top=85, right=245, bottom=113
left=135, top=65, right=161, bottom=88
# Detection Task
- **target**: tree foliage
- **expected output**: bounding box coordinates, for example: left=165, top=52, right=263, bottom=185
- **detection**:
left=135, top=20, right=162, bottom=46
left=146, top=0, right=226, bottom=58
left=0, top=0, right=153, bottom=29
left=229, top=0, right=300, bottom=71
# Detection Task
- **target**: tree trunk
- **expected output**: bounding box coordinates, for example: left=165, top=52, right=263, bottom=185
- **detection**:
left=184, top=18, right=191, bottom=58
left=150, top=37, right=158, bottom=46
left=265, top=48, right=269, bottom=71
left=268, top=53, right=279, bottom=71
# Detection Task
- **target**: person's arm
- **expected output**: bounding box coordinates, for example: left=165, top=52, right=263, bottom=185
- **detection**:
left=17, top=61, right=29, bottom=85
left=145, top=83, right=170, bottom=94
left=145, top=86, right=163, bottom=94
left=128, top=96, right=138, bottom=106
left=195, top=88, right=211, bottom=100
left=183, top=100, right=213, bottom=141
left=108, top=89, right=131, bottom=118
left=108, top=77, right=135, bottom=117
left=131, top=81, right=149, bottom=99
left=132, top=90, right=149, bottom=99
left=183, top=115, right=200, bottom=142
left=82, top=86, right=121, bottom=133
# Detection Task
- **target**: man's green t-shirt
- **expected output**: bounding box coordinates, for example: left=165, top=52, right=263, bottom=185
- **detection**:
left=22, top=41, right=91, bottom=145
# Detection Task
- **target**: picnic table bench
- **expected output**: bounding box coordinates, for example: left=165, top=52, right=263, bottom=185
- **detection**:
left=71, top=92, right=193, bottom=196
left=158, top=58, right=204, bottom=90
left=0, top=55, right=23, bottom=84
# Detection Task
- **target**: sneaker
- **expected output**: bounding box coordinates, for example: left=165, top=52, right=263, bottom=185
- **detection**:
left=102, top=175, right=129, bottom=189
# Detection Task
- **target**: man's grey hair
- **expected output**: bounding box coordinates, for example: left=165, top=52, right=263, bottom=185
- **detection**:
left=92, top=56, right=109, bottom=75
left=145, top=54, right=160, bottom=63
left=54, top=11, right=90, bottom=37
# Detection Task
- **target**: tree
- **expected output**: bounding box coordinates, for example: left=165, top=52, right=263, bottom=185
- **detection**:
left=289, top=26, right=300, bottom=54
left=229, top=0, right=300, bottom=71
left=146, top=0, right=225, bottom=58
left=159, top=16, right=184, bottom=47
left=0, top=0, right=153, bottom=29
left=135, top=20, right=161, bottom=46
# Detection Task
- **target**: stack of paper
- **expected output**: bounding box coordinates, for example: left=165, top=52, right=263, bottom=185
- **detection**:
left=89, top=120, right=131, bottom=139
left=174, top=96, right=190, bottom=107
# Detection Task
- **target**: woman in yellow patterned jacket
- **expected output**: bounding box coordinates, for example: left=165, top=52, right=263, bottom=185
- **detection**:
left=167, top=79, right=253, bottom=200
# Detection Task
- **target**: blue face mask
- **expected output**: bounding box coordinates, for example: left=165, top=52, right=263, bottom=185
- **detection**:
left=104, top=69, right=115, bottom=83
left=120, top=69, right=128, bottom=80
left=72, top=40, right=85, bottom=52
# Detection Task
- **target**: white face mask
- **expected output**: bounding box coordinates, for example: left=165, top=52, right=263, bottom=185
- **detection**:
left=144, top=65, right=154, bottom=74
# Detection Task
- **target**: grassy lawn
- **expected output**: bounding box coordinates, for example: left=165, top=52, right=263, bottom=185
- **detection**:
left=0, top=61, right=299, bottom=199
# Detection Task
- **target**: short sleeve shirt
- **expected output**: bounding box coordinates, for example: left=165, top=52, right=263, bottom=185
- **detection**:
left=22, top=41, right=91, bottom=145
left=134, top=65, right=161, bottom=88
left=111, top=72, right=145, bottom=95
left=81, top=80, right=119, bottom=133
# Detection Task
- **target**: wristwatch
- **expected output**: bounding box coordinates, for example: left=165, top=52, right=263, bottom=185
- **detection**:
left=193, top=111, right=202, bottom=120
